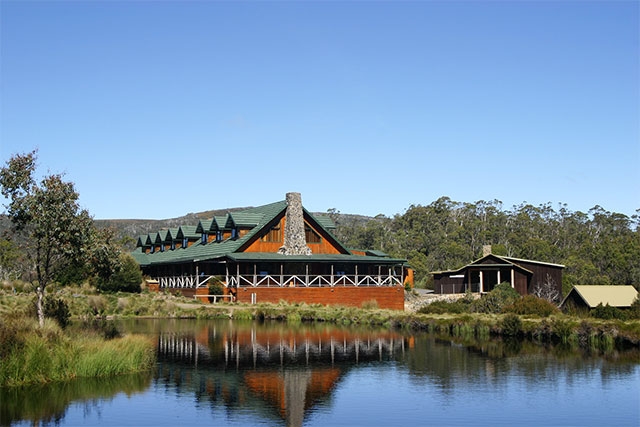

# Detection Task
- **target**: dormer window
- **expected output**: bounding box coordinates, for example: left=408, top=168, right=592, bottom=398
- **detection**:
left=201, top=234, right=207, bottom=244
left=171, top=241, right=176, bottom=250
left=183, top=237, right=188, bottom=248
left=231, top=228, right=238, bottom=239
left=216, top=231, right=222, bottom=242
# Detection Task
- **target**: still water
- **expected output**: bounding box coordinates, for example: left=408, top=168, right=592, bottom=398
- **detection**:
left=2, top=319, right=639, bottom=426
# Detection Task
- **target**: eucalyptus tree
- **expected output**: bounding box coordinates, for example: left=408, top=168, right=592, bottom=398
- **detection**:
left=0, top=150, right=95, bottom=327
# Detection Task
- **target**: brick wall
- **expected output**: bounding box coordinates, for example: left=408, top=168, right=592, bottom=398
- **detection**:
left=234, top=286, right=405, bottom=310
left=148, top=283, right=405, bottom=310
left=170, top=287, right=210, bottom=303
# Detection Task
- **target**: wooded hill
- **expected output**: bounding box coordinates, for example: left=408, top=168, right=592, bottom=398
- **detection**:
left=92, top=197, right=639, bottom=295
left=329, top=197, right=639, bottom=294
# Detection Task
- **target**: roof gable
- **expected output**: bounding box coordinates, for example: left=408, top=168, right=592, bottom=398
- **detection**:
left=433, top=254, right=533, bottom=275
left=302, top=208, right=350, bottom=254
left=154, top=230, right=171, bottom=244
left=177, top=225, right=199, bottom=239
left=195, top=219, right=213, bottom=234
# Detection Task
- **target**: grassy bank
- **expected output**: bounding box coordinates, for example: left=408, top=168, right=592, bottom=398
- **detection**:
left=0, top=312, right=155, bottom=388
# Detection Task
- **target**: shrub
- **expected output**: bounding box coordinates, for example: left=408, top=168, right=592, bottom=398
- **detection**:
left=208, top=276, right=225, bottom=295
left=96, top=253, right=142, bottom=293
left=500, top=313, right=523, bottom=336
left=361, top=300, right=379, bottom=310
left=551, top=318, right=575, bottom=344
left=591, top=303, right=628, bottom=321
left=404, top=280, right=412, bottom=292
left=629, top=296, right=640, bottom=320
left=418, top=299, right=469, bottom=314
left=87, top=295, right=108, bottom=316
left=503, top=295, right=560, bottom=317
left=471, top=282, right=520, bottom=314
left=82, top=318, right=122, bottom=340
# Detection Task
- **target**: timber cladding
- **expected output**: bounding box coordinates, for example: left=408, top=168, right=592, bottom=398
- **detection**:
left=235, top=286, right=405, bottom=310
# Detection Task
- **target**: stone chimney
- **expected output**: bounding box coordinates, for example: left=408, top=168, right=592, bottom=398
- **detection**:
left=278, top=192, right=312, bottom=256
left=483, top=245, right=492, bottom=256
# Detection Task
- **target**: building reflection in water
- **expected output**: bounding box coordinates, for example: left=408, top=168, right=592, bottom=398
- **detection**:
left=156, top=322, right=408, bottom=426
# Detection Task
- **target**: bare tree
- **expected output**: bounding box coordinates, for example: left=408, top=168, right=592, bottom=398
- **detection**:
left=532, top=273, right=561, bottom=304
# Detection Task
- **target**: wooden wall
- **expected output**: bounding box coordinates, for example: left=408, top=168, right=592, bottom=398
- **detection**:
left=513, top=270, right=530, bottom=295
left=244, top=216, right=342, bottom=255
left=433, top=274, right=466, bottom=294
left=515, top=260, right=563, bottom=295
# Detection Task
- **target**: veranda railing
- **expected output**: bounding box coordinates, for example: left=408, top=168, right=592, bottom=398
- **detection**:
left=157, top=273, right=403, bottom=289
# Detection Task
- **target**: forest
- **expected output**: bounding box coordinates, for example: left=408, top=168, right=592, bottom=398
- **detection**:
left=327, top=197, right=640, bottom=294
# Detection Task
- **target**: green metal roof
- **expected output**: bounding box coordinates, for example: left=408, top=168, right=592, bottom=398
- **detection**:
left=230, top=212, right=264, bottom=227
left=313, top=215, right=336, bottom=230
left=177, top=225, right=199, bottom=239
left=215, top=215, right=229, bottom=229
left=131, top=199, right=388, bottom=267
left=195, top=219, right=213, bottom=234
left=134, top=200, right=287, bottom=266
left=154, top=230, right=171, bottom=244
left=131, top=248, right=150, bottom=266
left=136, top=235, right=148, bottom=248
left=167, top=228, right=180, bottom=242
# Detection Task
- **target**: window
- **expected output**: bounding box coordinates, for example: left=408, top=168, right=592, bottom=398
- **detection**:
left=305, top=225, right=322, bottom=244
left=261, top=225, right=281, bottom=242
left=201, top=234, right=207, bottom=244
left=171, top=241, right=176, bottom=250
left=216, top=231, right=223, bottom=242
left=183, top=238, right=188, bottom=248
left=231, top=228, right=238, bottom=239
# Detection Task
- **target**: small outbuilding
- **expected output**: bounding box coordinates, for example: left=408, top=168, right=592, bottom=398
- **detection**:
left=431, top=253, right=564, bottom=296
left=560, top=285, right=639, bottom=311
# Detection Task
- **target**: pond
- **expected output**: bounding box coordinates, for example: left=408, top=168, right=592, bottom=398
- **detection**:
left=2, top=319, right=639, bottom=426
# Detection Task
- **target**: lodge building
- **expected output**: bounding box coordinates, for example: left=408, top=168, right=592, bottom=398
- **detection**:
left=132, top=193, right=411, bottom=310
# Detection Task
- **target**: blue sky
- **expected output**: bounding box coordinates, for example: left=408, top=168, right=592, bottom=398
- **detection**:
left=1, top=1, right=638, bottom=220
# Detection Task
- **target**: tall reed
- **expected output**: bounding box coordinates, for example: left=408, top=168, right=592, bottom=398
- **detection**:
left=0, top=317, right=155, bottom=387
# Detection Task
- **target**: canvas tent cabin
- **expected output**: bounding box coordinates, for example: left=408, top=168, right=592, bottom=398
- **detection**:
left=560, top=285, right=639, bottom=311
left=131, top=193, right=410, bottom=310
left=431, top=253, right=564, bottom=296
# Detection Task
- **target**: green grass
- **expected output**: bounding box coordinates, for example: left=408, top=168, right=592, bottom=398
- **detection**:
left=0, top=315, right=155, bottom=387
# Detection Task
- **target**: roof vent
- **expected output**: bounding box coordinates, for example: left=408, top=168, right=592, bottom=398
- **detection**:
left=278, top=192, right=312, bottom=256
